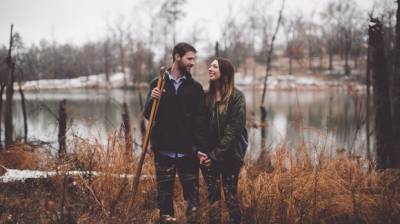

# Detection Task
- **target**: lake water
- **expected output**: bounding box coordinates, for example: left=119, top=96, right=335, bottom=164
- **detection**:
left=10, top=88, right=372, bottom=160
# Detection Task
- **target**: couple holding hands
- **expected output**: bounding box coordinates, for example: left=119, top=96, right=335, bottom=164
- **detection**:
left=144, top=42, right=246, bottom=224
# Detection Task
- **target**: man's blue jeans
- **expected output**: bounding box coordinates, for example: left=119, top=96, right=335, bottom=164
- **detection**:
left=154, top=151, right=199, bottom=218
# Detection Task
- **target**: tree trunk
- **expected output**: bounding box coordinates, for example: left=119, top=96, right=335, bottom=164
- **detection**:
left=353, top=56, right=358, bottom=70
left=319, top=53, right=323, bottom=70
left=0, top=83, right=5, bottom=149
left=369, top=19, right=394, bottom=169
left=104, top=38, right=110, bottom=83
left=18, top=81, right=28, bottom=142
left=215, top=41, right=219, bottom=58
left=260, top=0, right=285, bottom=105
left=58, top=99, right=67, bottom=155
left=119, top=42, right=126, bottom=88
left=138, top=91, right=146, bottom=137
left=122, top=103, right=133, bottom=156
left=391, top=2, right=400, bottom=168
left=260, top=0, right=285, bottom=151
left=345, top=31, right=352, bottom=76
left=366, top=40, right=371, bottom=161
left=289, top=55, right=293, bottom=75
left=260, top=106, right=268, bottom=150
left=5, top=24, right=14, bottom=148
left=344, top=48, right=350, bottom=76
left=329, top=51, right=333, bottom=72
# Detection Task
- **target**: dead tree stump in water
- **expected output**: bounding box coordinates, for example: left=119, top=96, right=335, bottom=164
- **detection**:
left=58, top=99, right=67, bottom=156
left=260, top=106, right=268, bottom=151
left=122, top=103, right=133, bottom=156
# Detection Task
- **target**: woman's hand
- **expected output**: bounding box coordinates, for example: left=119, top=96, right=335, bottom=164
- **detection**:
left=197, top=151, right=207, bottom=161
left=198, top=151, right=212, bottom=167
left=202, top=158, right=212, bottom=167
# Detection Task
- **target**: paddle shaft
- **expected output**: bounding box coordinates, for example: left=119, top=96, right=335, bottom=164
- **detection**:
left=131, top=67, right=166, bottom=196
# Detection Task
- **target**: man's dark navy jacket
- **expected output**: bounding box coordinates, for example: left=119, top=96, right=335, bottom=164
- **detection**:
left=144, top=70, right=208, bottom=155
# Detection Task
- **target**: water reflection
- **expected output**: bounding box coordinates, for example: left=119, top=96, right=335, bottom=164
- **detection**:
left=243, top=89, right=371, bottom=159
left=10, top=88, right=372, bottom=159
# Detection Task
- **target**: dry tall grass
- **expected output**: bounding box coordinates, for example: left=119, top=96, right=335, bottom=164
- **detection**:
left=241, top=145, right=400, bottom=224
left=0, top=134, right=399, bottom=223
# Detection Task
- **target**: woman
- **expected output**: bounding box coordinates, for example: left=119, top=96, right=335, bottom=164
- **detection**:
left=198, top=58, right=246, bottom=224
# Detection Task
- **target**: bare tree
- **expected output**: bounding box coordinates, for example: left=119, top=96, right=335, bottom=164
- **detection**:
left=238, top=1, right=259, bottom=76
left=369, top=19, right=394, bottom=169
left=321, top=0, right=365, bottom=76
left=372, top=0, right=399, bottom=168
left=121, top=103, right=133, bottom=155
left=12, top=33, right=27, bottom=139
left=15, top=67, right=28, bottom=142
left=260, top=0, right=286, bottom=150
left=109, top=15, right=132, bottom=88
left=104, top=37, right=111, bottom=83
left=255, top=15, right=272, bottom=65
left=159, top=0, right=187, bottom=45
left=129, top=40, right=155, bottom=83
left=134, top=0, right=159, bottom=80
left=215, top=41, right=219, bottom=58
left=366, top=31, right=371, bottom=161
left=260, top=0, right=286, bottom=105
left=58, top=99, right=67, bottom=155
left=218, top=4, right=253, bottom=71
left=0, top=46, right=7, bottom=149
left=282, top=13, right=306, bottom=75
left=305, top=20, right=322, bottom=71
left=391, top=1, right=400, bottom=167
left=19, top=44, right=40, bottom=81
left=157, top=0, right=187, bottom=64
left=5, top=25, right=15, bottom=148
left=81, top=41, right=102, bottom=80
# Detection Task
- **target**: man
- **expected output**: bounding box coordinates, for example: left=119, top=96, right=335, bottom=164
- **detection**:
left=144, top=42, right=207, bottom=223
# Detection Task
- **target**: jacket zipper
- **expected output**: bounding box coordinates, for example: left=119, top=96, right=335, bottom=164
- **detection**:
left=215, top=103, right=221, bottom=140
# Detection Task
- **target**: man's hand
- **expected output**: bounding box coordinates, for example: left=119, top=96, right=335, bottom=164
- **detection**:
left=151, top=87, right=165, bottom=99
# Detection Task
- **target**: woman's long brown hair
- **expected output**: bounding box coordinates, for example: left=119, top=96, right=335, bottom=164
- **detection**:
left=207, top=58, right=235, bottom=113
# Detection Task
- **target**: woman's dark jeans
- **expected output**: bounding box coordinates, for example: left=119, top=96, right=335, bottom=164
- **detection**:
left=201, top=163, right=241, bottom=224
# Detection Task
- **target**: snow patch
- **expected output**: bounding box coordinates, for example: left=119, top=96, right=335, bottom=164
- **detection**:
left=19, top=72, right=146, bottom=90
left=0, top=167, right=152, bottom=183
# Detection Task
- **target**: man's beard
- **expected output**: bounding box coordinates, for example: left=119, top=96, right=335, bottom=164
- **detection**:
left=178, top=60, right=190, bottom=74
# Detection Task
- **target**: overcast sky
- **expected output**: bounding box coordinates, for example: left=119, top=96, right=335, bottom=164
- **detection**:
left=0, top=0, right=377, bottom=50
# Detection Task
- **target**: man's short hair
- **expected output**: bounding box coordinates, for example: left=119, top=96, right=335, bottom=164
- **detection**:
left=172, top=42, right=197, bottom=62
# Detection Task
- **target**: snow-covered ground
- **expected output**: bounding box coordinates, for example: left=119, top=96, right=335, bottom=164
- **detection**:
left=20, top=72, right=147, bottom=90
left=235, top=73, right=365, bottom=91
left=19, top=72, right=365, bottom=91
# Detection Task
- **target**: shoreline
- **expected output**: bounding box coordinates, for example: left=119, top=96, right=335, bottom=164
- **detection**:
left=18, top=73, right=367, bottom=92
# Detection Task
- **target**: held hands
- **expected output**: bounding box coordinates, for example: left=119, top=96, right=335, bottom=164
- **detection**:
left=151, top=87, right=165, bottom=100
left=197, top=151, right=212, bottom=167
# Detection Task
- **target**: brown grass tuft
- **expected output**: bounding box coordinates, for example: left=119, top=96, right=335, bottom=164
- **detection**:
left=0, top=143, right=41, bottom=170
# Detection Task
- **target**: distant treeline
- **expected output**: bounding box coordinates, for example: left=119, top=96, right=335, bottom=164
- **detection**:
left=0, top=0, right=396, bottom=82
left=0, top=38, right=154, bottom=82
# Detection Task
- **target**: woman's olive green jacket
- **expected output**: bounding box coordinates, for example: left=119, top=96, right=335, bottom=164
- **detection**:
left=205, top=88, right=246, bottom=166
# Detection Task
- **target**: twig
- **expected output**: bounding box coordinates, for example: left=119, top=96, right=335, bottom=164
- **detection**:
left=78, top=175, right=108, bottom=217
left=260, top=0, right=286, bottom=106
